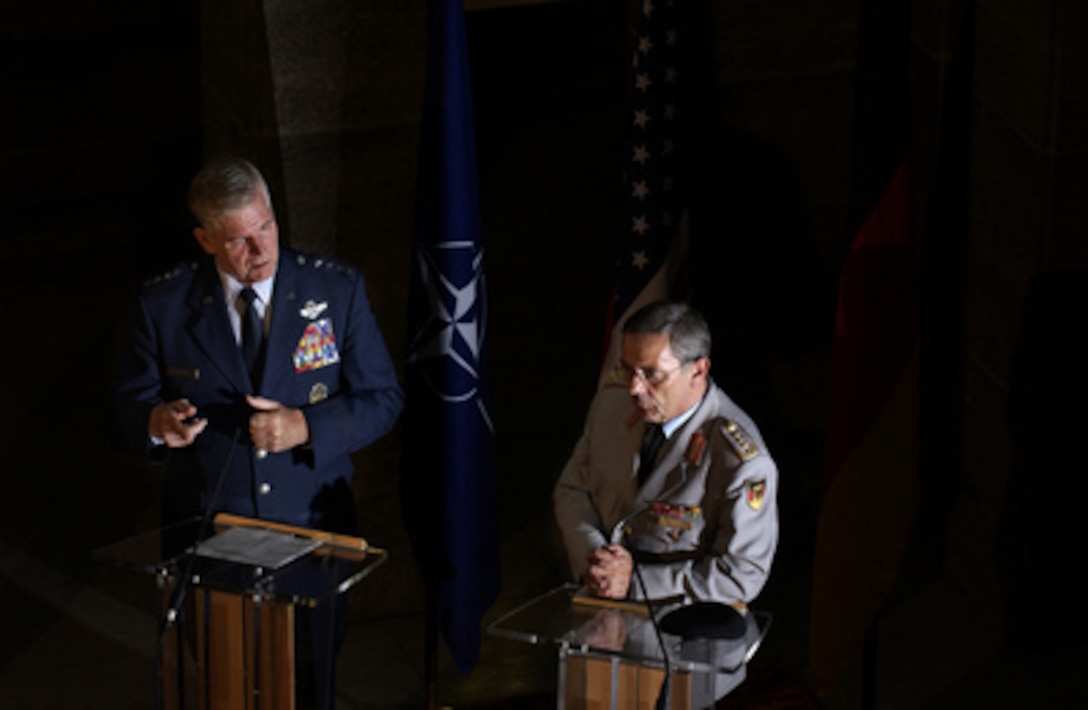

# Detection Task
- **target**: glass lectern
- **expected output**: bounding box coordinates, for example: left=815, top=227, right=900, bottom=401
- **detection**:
left=95, top=513, right=387, bottom=710
left=488, top=584, right=771, bottom=710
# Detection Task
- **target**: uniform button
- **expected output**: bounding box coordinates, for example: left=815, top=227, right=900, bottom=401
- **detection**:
left=259, top=482, right=272, bottom=495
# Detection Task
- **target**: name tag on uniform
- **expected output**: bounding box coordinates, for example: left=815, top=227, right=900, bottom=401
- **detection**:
left=293, top=318, right=341, bottom=372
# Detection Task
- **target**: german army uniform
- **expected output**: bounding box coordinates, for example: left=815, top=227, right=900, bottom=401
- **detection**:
left=554, top=380, right=778, bottom=605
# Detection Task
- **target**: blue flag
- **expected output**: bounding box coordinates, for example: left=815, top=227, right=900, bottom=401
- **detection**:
left=402, top=0, right=499, bottom=675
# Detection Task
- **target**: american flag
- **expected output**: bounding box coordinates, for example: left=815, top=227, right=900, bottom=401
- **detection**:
left=601, top=0, right=689, bottom=373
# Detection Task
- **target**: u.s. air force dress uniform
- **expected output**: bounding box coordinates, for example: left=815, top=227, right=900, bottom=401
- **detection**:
left=114, top=248, right=403, bottom=709
left=554, top=379, right=778, bottom=605
left=114, top=248, right=404, bottom=534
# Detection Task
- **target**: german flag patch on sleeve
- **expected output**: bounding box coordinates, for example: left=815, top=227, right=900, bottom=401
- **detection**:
left=746, top=480, right=767, bottom=511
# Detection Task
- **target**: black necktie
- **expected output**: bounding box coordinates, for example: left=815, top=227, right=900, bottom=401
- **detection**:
left=638, top=423, right=665, bottom=485
left=238, top=287, right=263, bottom=382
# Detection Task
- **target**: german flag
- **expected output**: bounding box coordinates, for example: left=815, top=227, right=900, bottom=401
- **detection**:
left=808, top=0, right=919, bottom=699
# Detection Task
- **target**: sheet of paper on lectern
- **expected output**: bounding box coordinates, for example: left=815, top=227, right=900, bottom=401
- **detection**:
left=194, top=525, right=321, bottom=569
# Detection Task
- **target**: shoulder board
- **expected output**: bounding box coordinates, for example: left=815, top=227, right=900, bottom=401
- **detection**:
left=292, top=251, right=355, bottom=277
left=719, top=420, right=760, bottom=462
left=143, top=261, right=198, bottom=289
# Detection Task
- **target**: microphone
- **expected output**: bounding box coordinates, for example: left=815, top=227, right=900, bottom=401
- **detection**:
left=614, top=487, right=749, bottom=707
left=159, top=426, right=242, bottom=636
left=621, top=524, right=672, bottom=710
left=156, top=427, right=242, bottom=710
left=603, top=470, right=693, bottom=710
left=583, top=469, right=691, bottom=710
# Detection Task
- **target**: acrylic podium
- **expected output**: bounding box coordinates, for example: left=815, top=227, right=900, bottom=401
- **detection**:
left=488, top=584, right=771, bottom=710
left=95, top=513, right=387, bottom=710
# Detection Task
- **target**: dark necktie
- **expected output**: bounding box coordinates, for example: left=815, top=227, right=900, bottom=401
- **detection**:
left=638, top=423, right=665, bottom=485
left=238, top=287, right=263, bottom=382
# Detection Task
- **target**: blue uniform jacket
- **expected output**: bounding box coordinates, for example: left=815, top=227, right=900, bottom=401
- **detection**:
left=114, top=249, right=404, bottom=533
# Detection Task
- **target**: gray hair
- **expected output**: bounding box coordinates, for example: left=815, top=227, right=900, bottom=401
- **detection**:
left=622, top=301, right=712, bottom=363
left=187, top=158, right=272, bottom=227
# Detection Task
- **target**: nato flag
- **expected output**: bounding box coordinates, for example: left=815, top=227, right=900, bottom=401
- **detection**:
left=401, top=0, right=500, bottom=676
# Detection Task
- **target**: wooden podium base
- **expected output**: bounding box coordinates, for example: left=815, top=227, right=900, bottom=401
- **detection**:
left=147, top=514, right=379, bottom=710
left=194, top=590, right=296, bottom=710
left=563, top=653, right=693, bottom=710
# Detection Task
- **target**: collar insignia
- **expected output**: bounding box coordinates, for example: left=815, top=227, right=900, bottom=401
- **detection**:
left=685, top=432, right=707, bottom=465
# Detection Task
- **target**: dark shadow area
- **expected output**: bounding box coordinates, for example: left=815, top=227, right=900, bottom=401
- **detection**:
left=467, top=0, right=628, bottom=541
left=688, top=127, right=835, bottom=433
left=998, top=268, right=1088, bottom=652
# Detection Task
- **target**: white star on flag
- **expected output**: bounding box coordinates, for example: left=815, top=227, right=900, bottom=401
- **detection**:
left=602, top=0, right=689, bottom=383
left=408, top=241, right=489, bottom=406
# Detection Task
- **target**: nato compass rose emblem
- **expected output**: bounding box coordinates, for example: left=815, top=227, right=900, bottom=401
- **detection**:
left=407, top=240, right=493, bottom=429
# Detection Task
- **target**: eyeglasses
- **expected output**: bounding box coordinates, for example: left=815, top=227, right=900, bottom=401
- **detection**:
left=613, top=360, right=686, bottom=388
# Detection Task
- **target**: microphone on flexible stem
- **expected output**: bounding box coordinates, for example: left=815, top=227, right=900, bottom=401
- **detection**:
left=591, top=465, right=691, bottom=708
left=156, top=427, right=242, bottom=710
left=621, top=525, right=672, bottom=710
left=593, top=472, right=690, bottom=710
left=159, top=426, right=242, bottom=637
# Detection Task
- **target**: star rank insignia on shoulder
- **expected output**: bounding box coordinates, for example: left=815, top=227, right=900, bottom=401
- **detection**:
left=143, top=262, right=197, bottom=289
left=720, top=420, right=760, bottom=461
left=295, top=252, right=355, bottom=277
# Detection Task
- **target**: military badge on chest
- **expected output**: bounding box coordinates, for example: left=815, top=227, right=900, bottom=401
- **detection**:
left=293, top=302, right=340, bottom=373
left=651, top=501, right=702, bottom=541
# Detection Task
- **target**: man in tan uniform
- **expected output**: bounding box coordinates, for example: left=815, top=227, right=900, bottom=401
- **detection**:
left=554, top=301, right=779, bottom=703
left=554, top=300, right=778, bottom=606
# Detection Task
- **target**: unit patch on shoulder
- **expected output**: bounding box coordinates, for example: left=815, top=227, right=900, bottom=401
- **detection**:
left=746, top=480, right=767, bottom=511
left=721, top=420, right=760, bottom=461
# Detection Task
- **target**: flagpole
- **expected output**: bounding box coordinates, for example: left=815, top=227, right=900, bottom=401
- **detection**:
left=424, top=584, right=438, bottom=710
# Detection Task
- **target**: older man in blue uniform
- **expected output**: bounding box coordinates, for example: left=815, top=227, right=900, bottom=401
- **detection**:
left=114, top=158, right=403, bottom=708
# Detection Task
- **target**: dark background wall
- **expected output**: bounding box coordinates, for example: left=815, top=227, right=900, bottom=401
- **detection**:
left=2, top=0, right=1085, bottom=707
